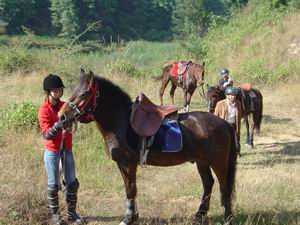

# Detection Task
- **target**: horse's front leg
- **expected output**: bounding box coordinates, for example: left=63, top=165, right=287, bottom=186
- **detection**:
left=184, top=90, right=194, bottom=112
left=249, top=114, right=255, bottom=148
left=170, top=82, right=177, bottom=105
left=118, top=163, right=139, bottom=225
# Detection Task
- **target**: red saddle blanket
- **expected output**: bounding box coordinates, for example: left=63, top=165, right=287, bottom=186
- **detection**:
left=170, top=61, right=192, bottom=78
left=170, top=63, right=179, bottom=77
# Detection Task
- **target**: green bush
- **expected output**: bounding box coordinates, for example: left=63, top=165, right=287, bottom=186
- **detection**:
left=0, top=102, right=39, bottom=130
left=0, top=45, right=35, bottom=74
left=105, top=58, right=145, bottom=77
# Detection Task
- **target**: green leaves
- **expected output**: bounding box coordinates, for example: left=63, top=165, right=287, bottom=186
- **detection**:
left=0, top=102, right=39, bottom=130
left=0, top=46, right=34, bottom=74
left=105, top=58, right=145, bottom=77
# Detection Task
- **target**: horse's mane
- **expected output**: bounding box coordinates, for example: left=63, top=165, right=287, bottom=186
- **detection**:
left=93, top=75, right=132, bottom=103
left=207, top=85, right=218, bottom=92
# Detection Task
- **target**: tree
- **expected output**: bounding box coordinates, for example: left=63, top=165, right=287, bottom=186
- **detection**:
left=172, top=0, right=206, bottom=38
left=0, top=0, right=36, bottom=34
left=50, top=0, right=79, bottom=37
left=59, top=0, right=79, bottom=37
left=50, top=0, right=62, bottom=33
left=31, top=0, right=51, bottom=34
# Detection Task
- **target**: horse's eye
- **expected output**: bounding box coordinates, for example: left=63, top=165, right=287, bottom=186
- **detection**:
left=81, top=92, right=87, bottom=99
left=79, top=89, right=89, bottom=99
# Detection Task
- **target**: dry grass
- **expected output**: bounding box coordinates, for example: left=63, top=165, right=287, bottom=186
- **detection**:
left=0, top=72, right=300, bottom=225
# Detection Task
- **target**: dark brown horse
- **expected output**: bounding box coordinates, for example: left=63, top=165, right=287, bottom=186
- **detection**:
left=154, top=61, right=205, bottom=112
left=207, top=85, right=263, bottom=147
left=58, top=69, right=237, bottom=225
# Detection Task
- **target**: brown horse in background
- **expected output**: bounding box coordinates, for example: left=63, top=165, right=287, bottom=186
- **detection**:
left=58, top=69, right=237, bottom=225
left=154, top=61, right=205, bottom=111
left=207, top=85, right=263, bottom=147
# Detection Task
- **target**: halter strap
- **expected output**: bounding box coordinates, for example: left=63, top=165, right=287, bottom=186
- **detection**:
left=79, top=82, right=99, bottom=114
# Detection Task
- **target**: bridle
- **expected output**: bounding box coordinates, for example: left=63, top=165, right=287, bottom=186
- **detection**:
left=66, top=82, right=100, bottom=122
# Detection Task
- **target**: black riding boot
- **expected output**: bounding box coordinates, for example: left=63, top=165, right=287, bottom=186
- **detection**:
left=48, top=185, right=64, bottom=225
left=66, top=179, right=84, bottom=224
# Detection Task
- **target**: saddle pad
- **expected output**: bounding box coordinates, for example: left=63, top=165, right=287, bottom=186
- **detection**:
left=170, top=63, right=179, bottom=77
left=150, top=121, right=183, bottom=152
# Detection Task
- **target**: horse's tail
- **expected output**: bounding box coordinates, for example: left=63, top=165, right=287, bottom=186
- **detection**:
left=227, top=125, right=237, bottom=201
left=254, top=89, right=263, bottom=134
left=152, top=74, right=163, bottom=81
left=152, top=61, right=173, bottom=82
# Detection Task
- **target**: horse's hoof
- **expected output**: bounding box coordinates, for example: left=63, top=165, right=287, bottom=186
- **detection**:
left=192, top=217, right=206, bottom=225
left=119, top=213, right=139, bottom=225
left=246, top=143, right=254, bottom=148
left=192, top=213, right=207, bottom=225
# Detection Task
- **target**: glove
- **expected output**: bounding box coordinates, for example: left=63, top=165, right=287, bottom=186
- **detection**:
left=53, top=121, right=63, bottom=130
left=43, top=121, right=63, bottom=140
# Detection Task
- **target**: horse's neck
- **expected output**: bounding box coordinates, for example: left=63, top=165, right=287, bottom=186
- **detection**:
left=218, top=89, right=225, bottom=100
left=94, top=98, right=131, bottom=134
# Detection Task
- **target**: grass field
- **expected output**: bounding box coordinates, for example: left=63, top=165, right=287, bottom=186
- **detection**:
left=0, top=71, right=299, bottom=225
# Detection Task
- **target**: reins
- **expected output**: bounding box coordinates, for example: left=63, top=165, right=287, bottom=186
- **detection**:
left=59, top=129, right=66, bottom=192
left=198, top=84, right=207, bottom=104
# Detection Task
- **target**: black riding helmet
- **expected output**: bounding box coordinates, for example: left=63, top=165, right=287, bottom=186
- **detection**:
left=220, top=68, right=229, bottom=77
left=225, top=86, right=238, bottom=95
left=43, top=74, right=65, bottom=91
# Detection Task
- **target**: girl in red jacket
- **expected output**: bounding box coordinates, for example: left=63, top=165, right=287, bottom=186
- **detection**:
left=38, top=74, right=83, bottom=225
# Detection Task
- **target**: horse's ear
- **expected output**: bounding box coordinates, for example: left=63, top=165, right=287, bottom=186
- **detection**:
left=88, top=71, right=94, bottom=85
left=202, top=61, right=205, bottom=67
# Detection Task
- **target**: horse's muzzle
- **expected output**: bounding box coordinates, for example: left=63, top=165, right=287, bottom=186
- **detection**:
left=59, top=113, right=73, bottom=130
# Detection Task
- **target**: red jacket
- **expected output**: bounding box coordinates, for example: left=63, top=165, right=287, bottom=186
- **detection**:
left=38, top=99, right=72, bottom=152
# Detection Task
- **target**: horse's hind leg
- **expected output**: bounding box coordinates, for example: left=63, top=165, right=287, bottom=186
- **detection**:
left=193, top=163, right=214, bottom=224
left=212, top=165, right=233, bottom=225
left=159, top=77, right=170, bottom=105
left=118, top=163, right=139, bottom=225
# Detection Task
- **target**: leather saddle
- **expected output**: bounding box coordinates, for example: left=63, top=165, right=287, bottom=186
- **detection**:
left=130, top=93, right=178, bottom=137
left=177, top=61, right=192, bottom=75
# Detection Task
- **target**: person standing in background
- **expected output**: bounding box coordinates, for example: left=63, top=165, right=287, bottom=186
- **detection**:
left=214, top=86, right=242, bottom=156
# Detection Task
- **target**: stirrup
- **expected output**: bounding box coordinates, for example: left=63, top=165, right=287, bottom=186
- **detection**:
left=139, top=136, right=154, bottom=166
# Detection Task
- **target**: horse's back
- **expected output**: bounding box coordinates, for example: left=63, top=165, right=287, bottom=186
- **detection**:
left=179, top=111, right=232, bottom=141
